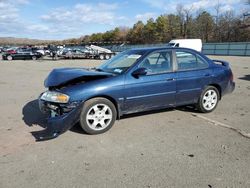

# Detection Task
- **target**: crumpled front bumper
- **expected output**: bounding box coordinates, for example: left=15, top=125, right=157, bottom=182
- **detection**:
left=37, top=99, right=83, bottom=141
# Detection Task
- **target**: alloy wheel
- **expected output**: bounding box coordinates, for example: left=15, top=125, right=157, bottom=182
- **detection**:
left=202, top=89, right=218, bottom=111
left=86, top=104, right=113, bottom=131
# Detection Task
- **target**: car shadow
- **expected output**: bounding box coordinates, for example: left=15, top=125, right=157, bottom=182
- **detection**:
left=68, top=108, right=178, bottom=135
left=238, top=74, right=250, bottom=81
left=22, top=99, right=53, bottom=140
left=69, top=122, right=87, bottom=134
left=176, top=105, right=201, bottom=113
left=119, top=105, right=199, bottom=120
left=22, top=100, right=201, bottom=139
left=120, top=107, right=175, bottom=119
left=22, top=100, right=47, bottom=128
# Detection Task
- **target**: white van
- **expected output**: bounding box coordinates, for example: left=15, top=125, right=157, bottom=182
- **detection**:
left=168, top=39, right=202, bottom=52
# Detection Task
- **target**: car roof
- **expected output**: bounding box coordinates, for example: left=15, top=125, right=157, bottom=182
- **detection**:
left=128, top=46, right=210, bottom=62
left=130, top=46, right=203, bottom=54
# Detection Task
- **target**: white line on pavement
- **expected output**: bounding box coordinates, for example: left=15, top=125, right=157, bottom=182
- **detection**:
left=191, top=113, right=250, bottom=139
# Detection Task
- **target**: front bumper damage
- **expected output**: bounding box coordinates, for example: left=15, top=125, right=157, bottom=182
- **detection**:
left=37, top=99, right=83, bottom=141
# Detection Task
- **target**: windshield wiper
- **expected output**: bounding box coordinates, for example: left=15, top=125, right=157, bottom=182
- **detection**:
left=93, top=67, right=105, bottom=72
left=93, top=67, right=119, bottom=75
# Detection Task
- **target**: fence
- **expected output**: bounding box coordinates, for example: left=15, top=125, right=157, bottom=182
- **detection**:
left=202, top=42, right=250, bottom=56
left=105, top=42, right=250, bottom=56
left=105, top=43, right=167, bottom=52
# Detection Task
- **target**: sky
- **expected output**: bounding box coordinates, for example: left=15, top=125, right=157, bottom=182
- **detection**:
left=0, top=0, right=249, bottom=40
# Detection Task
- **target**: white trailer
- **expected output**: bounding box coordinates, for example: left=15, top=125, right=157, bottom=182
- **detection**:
left=86, top=45, right=116, bottom=60
left=168, top=39, right=202, bottom=52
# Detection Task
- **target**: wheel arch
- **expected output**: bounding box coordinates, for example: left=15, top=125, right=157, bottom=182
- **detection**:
left=208, top=84, right=222, bottom=100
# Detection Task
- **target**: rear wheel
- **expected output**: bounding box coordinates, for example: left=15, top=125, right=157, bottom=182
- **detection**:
left=105, top=54, right=110, bottom=60
left=99, top=54, right=105, bottom=60
left=197, top=86, right=219, bottom=113
left=7, top=55, right=13, bottom=61
left=80, top=98, right=117, bottom=134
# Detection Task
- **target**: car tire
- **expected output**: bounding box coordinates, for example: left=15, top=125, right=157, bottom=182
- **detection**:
left=99, top=54, right=105, bottom=60
left=105, top=54, right=110, bottom=60
left=32, top=56, right=37, bottom=60
left=7, top=55, right=13, bottom=61
left=197, top=86, right=219, bottom=113
left=80, top=98, right=117, bottom=134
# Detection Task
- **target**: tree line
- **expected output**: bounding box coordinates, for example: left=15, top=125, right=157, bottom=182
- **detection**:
left=76, top=4, right=249, bottom=45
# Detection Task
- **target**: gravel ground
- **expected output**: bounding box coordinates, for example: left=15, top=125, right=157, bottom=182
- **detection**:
left=0, top=55, right=249, bottom=188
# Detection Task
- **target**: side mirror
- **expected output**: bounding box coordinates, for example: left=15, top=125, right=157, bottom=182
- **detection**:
left=132, top=67, right=147, bottom=78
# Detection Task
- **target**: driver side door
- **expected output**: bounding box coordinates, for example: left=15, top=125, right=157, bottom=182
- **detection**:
left=123, top=50, right=176, bottom=114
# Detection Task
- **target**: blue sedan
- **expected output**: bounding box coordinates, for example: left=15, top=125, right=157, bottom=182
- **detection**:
left=38, top=47, right=235, bottom=140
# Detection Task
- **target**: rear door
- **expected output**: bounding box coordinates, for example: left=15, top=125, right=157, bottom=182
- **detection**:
left=15, top=49, right=30, bottom=60
left=124, top=50, right=176, bottom=113
left=23, top=50, right=33, bottom=60
left=175, top=50, right=212, bottom=105
left=13, top=51, right=25, bottom=60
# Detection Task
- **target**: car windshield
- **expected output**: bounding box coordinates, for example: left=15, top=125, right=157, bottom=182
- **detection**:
left=97, top=50, right=146, bottom=74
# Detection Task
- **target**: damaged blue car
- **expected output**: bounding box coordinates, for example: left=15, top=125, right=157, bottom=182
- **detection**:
left=38, top=47, right=235, bottom=140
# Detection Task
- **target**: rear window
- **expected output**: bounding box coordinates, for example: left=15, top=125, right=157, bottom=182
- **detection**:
left=176, top=51, right=208, bottom=71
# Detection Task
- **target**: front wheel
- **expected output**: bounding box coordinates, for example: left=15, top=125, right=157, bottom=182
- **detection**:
left=197, top=86, right=219, bottom=113
left=80, top=98, right=117, bottom=134
left=7, top=55, right=13, bottom=61
left=32, top=56, right=37, bottom=60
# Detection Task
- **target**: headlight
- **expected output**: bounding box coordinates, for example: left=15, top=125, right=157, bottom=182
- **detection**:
left=40, top=91, right=70, bottom=103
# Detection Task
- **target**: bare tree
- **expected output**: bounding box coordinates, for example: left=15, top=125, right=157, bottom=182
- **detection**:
left=213, top=1, right=222, bottom=41
left=183, top=6, right=194, bottom=38
left=176, top=4, right=185, bottom=37
left=176, top=4, right=194, bottom=38
left=214, top=1, right=222, bottom=25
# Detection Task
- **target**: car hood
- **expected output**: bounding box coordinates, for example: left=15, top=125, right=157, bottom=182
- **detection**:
left=44, top=68, right=113, bottom=88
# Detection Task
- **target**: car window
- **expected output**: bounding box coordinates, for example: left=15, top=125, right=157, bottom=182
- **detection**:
left=176, top=51, right=208, bottom=71
left=139, top=51, right=172, bottom=75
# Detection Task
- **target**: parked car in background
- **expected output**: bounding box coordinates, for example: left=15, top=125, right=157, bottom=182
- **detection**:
left=38, top=47, right=235, bottom=140
left=168, top=39, right=202, bottom=52
left=64, top=49, right=89, bottom=59
left=5, top=47, right=19, bottom=54
left=2, top=48, right=43, bottom=60
left=31, top=47, right=46, bottom=56
left=57, top=48, right=71, bottom=57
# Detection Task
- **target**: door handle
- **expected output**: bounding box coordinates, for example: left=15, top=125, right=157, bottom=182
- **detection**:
left=204, top=73, right=210, bottom=77
left=166, top=78, right=175, bottom=81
